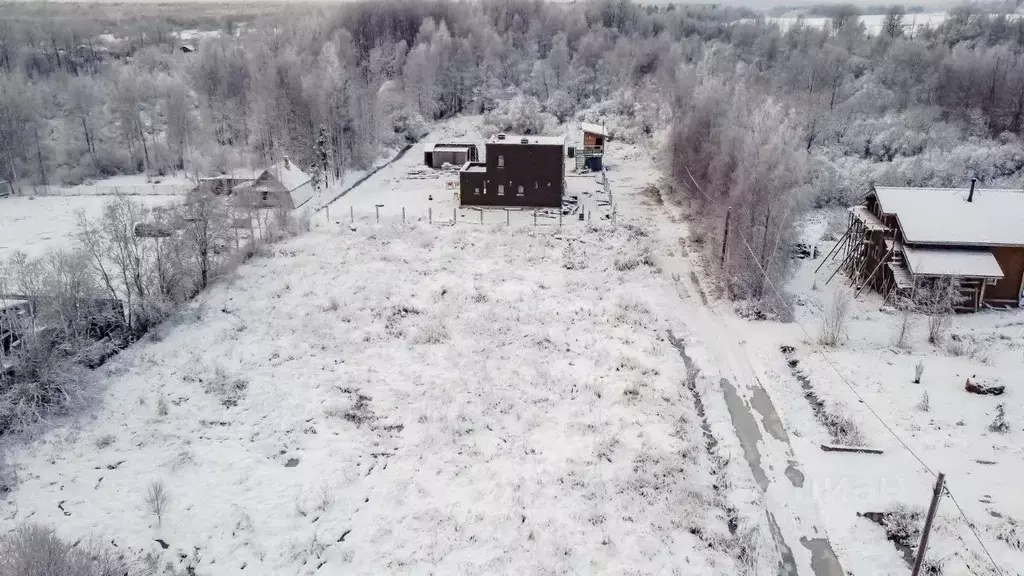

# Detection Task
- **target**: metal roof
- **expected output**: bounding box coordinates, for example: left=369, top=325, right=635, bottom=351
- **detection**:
left=487, top=134, right=565, bottom=146
left=873, top=186, right=1024, bottom=247
left=424, top=142, right=475, bottom=153
left=902, top=245, right=1004, bottom=279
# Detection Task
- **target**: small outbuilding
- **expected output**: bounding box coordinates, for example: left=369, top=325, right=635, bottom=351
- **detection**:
left=837, top=182, right=1024, bottom=310
left=424, top=143, right=479, bottom=169
left=581, top=122, right=607, bottom=152
left=0, top=180, right=11, bottom=198
left=242, top=158, right=316, bottom=210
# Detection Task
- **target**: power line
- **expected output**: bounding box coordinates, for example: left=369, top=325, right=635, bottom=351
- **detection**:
left=674, top=165, right=1006, bottom=576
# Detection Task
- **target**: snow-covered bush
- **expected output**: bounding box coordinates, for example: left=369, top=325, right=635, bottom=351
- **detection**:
left=0, top=450, right=14, bottom=498
left=989, top=403, right=1009, bottom=434
left=561, top=242, right=589, bottom=270
left=882, top=503, right=923, bottom=549
left=145, top=480, right=170, bottom=527
left=944, top=334, right=984, bottom=360
left=994, top=518, right=1023, bottom=551
left=818, top=289, right=851, bottom=347
left=913, top=360, right=924, bottom=384
left=0, top=524, right=133, bottom=576
left=821, top=407, right=865, bottom=446
left=614, top=242, right=656, bottom=271
left=410, top=320, right=449, bottom=345
left=916, top=391, right=930, bottom=412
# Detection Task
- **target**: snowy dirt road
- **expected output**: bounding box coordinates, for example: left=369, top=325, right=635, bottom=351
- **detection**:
left=606, top=142, right=844, bottom=576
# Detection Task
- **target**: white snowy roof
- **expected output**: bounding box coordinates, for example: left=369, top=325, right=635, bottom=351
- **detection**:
left=200, top=169, right=260, bottom=181
left=288, top=182, right=315, bottom=210
left=487, top=134, right=564, bottom=146
left=902, top=245, right=1004, bottom=279
left=266, top=160, right=311, bottom=192
left=581, top=122, right=607, bottom=136
left=873, top=186, right=1024, bottom=247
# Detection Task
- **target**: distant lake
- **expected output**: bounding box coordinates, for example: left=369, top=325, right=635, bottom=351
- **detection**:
left=766, top=12, right=1020, bottom=35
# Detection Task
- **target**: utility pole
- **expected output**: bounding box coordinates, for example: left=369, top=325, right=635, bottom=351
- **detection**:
left=911, top=472, right=945, bottom=576
left=720, top=206, right=732, bottom=267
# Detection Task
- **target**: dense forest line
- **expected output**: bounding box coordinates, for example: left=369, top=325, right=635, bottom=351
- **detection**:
left=2, top=0, right=1024, bottom=304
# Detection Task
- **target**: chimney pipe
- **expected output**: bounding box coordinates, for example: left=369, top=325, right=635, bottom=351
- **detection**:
left=968, top=178, right=976, bottom=202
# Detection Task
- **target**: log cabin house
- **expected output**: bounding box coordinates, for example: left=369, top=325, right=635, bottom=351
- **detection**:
left=836, top=182, right=1024, bottom=311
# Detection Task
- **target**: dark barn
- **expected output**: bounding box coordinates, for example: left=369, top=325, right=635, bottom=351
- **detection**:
left=460, top=134, right=565, bottom=208
left=424, top=143, right=479, bottom=169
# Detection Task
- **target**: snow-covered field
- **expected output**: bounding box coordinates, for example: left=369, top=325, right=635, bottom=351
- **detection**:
left=0, top=195, right=176, bottom=260
left=5, top=113, right=1019, bottom=575
left=0, top=118, right=767, bottom=575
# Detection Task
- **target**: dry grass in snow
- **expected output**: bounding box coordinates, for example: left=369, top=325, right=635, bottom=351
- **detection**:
left=0, top=221, right=743, bottom=575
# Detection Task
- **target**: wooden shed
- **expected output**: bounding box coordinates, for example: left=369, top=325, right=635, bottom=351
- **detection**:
left=833, top=182, right=1024, bottom=310
left=581, top=122, right=607, bottom=152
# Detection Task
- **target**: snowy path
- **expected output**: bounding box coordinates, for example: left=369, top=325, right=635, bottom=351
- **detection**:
left=606, top=144, right=844, bottom=576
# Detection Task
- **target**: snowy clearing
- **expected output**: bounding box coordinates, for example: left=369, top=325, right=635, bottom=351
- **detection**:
left=0, top=195, right=175, bottom=260
left=0, top=121, right=762, bottom=575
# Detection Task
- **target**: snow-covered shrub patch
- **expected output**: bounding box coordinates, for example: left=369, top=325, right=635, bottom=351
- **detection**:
left=989, top=403, right=1010, bottom=434
left=818, top=289, right=851, bottom=347
left=197, top=365, right=248, bottom=408
left=409, top=320, right=449, bottom=345
left=994, top=518, right=1023, bottom=551
left=614, top=242, right=656, bottom=271
left=561, top=242, right=589, bottom=270
left=610, top=294, right=652, bottom=327
left=94, top=434, right=116, bottom=449
left=821, top=407, right=865, bottom=446
left=882, top=503, right=923, bottom=549
left=0, top=524, right=133, bottom=576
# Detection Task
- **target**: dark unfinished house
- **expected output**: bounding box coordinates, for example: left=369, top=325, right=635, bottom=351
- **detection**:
left=424, top=143, right=479, bottom=169
left=831, top=182, right=1024, bottom=311
left=459, top=134, right=565, bottom=208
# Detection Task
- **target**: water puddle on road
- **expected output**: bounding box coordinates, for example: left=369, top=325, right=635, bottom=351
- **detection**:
left=751, top=386, right=789, bottom=443
left=801, top=537, right=846, bottom=576
left=720, top=377, right=768, bottom=491
left=785, top=461, right=805, bottom=488
left=720, top=376, right=844, bottom=576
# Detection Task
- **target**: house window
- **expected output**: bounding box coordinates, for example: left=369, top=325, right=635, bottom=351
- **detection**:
left=517, top=185, right=524, bottom=197
left=497, top=184, right=505, bottom=196
left=474, top=187, right=480, bottom=195
left=497, top=155, right=504, bottom=168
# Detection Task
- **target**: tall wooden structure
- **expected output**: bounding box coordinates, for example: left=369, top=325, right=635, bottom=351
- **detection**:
left=827, top=183, right=1024, bottom=311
